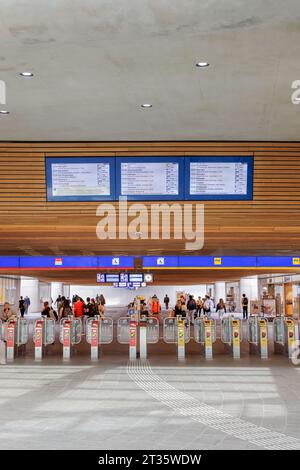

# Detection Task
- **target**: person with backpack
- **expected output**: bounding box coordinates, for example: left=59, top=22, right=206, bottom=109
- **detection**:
left=151, top=295, right=161, bottom=319
left=187, top=295, right=197, bottom=324
left=203, top=295, right=214, bottom=318
left=84, top=297, right=97, bottom=317
left=163, top=294, right=170, bottom=310
left=241, top=293, right=249, bottom=320
left=59, top=299, right=73, bottom=319
left=216, top=298, right=226, bottom=319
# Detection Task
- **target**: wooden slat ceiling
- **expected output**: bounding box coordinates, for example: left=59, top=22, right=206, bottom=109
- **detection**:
left=0, top=141, right=299, bottom=261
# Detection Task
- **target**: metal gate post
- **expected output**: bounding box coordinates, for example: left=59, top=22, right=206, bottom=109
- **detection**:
left=139, top=316, right=147, bottom=360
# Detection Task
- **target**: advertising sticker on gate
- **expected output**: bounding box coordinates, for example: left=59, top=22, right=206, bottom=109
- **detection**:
left=35, top=321, right=43, bottom=348
left=63, top=321, right=71, bottom=347
left=91, top=321, right=98, bottom=347
left=177, top=319, right=185, bottom=347
left=130, top=321, right=137, bottom=347
left=204, top=320, right=212, bottom=348
left=7, top=321, right=15, bottom=348
left=259, top=320, right=268, bottom=349
left=232, top=320, right=240, bottom=347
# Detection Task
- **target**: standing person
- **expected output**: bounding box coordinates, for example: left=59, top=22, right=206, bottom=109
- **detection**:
left=173, top=299, right=183, bottom=317
left=59, top=299, right=73, bottom=319
left=151, top=295, right=161, bottom=319
left=203, top=295, right=214, bottom=318
left=19, top=296, right=25, bottom=318
left=187, top=295, right=197, bottom=324
left=164, top=294, right=170, bottom=310
left=24, top=296, right=30, bottom=315
left=73, top=297, right=84, bottom=318
left=99, top=294, right=106, bottom=306
left=216, top=298, right=226, bottom=319
left=196, top=297, right=203, bottom=317
left=0, top=302, right=17, bottom=321
left=241, top=294, right=249, bottom=320
left=84, top=297, right=96, bottom=317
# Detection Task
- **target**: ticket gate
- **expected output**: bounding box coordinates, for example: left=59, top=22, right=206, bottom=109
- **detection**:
left=3, top=318, right=29, bottom=361
left=194, top=318, right=216, bottom=359
left=273, top=316, right=296, bottom=358
left=248, top=316, right=268, bottom=359
left=163, top=316, right=190, bottom=360
left=33, top=317, right=56, bottom=361
left=86, top=316, right=113, bottom=360
left=221, top=317, right=242, bottom=359
left=117, top=316, right=159, bottom=360
left=59, top=317, right=82, bottom=360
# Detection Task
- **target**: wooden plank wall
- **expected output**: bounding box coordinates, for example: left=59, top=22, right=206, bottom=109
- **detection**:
left=0, top=141, right=299, bottom=256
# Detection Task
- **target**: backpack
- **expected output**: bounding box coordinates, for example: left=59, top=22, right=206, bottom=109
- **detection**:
left=151, top=301, right=160, bottom=314
left=62, top=306, right=72, bottom=317
left=187, top=299, right=196, bottom=310
left=243, top=297, right=249, bottom=306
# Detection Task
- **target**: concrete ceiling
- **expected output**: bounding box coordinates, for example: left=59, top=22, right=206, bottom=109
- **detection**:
left=0, top=0, right=300, bottom=141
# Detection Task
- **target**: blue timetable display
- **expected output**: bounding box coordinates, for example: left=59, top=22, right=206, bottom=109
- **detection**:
left=116, top=156, right=185, bottom=200
left=185, top=156, right=253, bottom=200
left=46, top=157, right=115, bottom=201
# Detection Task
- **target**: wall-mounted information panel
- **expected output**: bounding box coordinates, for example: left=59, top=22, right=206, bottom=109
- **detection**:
left=185, top=156, right=253, bottom=200
left=116, top=156, right=185, bottom=200
left=45, top=157, right=115, bottom=201
left=46, top=156, right=253, bottom=202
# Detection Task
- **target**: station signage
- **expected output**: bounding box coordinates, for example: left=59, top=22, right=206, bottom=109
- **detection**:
left=97, top=272, right=147, bottom=283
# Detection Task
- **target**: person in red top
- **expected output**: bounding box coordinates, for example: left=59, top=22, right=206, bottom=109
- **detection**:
left=73, top=297, right=84, bottom=317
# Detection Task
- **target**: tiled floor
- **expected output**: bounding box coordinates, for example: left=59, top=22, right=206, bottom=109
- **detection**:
left=0, top=344, right=299, bottom=450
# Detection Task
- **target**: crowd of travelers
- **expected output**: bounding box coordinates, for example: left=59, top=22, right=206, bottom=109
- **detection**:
left=128, top=292, right=248, bottom=323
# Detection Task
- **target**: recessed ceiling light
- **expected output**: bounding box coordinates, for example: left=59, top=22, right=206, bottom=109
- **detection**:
left=141, top=103, right=152, bottom=108
left=196, top=62, right=209, bottom=67
left=0, top=110, right=9, bottom=115
left=20, top=72, right=34, bottom=77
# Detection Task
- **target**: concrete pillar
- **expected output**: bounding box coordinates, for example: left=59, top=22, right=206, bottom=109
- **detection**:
left=215, top=282, right=226, bottom=303
left=20, top=278, right=40, bottom=312
left=51, top=282, right=63, bottom=306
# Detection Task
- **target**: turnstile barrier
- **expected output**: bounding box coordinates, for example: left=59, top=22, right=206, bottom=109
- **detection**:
left=163, top=317, right=190, bottom=343
left=221, top=317, right=242, bottom=359
left=59, top=317, right=82, bottom=360
left=117, top=316, right=160, bottom=360
left=248, top=316, right=268, bottom=358
left=85, top=317, right=113, bottom=360
left=274, top=316, right=296, bottom=358
left=33, top=317, right=56, bottom=361
left=194, top=318, right=216, bottom=359
left=4, top=318, right=29, bottom=361
left=163, top=316, right=190, bottom=360
left=86, top=317, right=113, bottom=344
